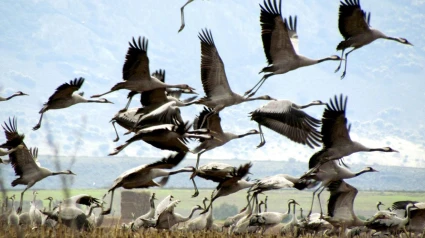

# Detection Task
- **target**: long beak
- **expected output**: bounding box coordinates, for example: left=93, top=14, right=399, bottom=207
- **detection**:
left=71, top=172, right=77, bottom=175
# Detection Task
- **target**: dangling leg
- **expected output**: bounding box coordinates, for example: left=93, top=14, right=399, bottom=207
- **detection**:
left=101, top=189, right=115, bottom=215
left=33, top=112, right=45, bottom=131
left=195, top=151, right=205, bottom=170
left=341, top=48, right=356, bottom=79
left=120, top=91, right=136, bottom=112
left=111, top=121, right=120, bottom=142
left=17, top=185, right=32, bottom=214
left=178, top=0, right=194, bottom=32
left=191, top=176, right=199, bottom=198
left=244, top=77, right=267, bottom=98
left=334, top=49, right=345, bottom=73
left=256, top=124, right=266, bottom=148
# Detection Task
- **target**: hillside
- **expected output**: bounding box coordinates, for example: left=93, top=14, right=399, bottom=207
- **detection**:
left=0, top=155, right=423, bottom=191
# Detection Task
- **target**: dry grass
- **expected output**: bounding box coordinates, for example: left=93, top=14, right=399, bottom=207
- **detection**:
left=0, top=224, right=421, bottom=238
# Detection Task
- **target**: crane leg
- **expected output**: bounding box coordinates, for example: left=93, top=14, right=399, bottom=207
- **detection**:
left=244, top=77, right=267, bottom=98
left=120, top=94, right=134, bottom=112
left=334, top=49, right=345, bottom=73
left=307, top=185, right=323, bottom=217
left=316, top=185, right=327, bottom=217
left=191, top=177, right=199, bottom=198
left=111, top=121, right=120, bottom=142
left=33, top=112, right=45, bottom=131
left=178, top=0, right=194, bottom=32
left=91, top=89, right=115, bottom=98
left=17, top=185, right=31, bottom=214
left=341, top=48, right=356, bottom=79
left=101, top=189, right=115, bottom=215
left=256, top=125, right=266, bottom=148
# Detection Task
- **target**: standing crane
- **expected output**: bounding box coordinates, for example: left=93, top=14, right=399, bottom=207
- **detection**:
left=335, top=0, right=412, bottom=79
left=0, top=91, right=27, bottom=102
left=101, top=152, right=188, bottom=215
left=0, top=117, right=76, bottom=213
left=245, top=0, right=341, bottom=97
left=91, top=37, right=195, bottom=98
left=32, top=77, right=113, bottom=130
left=250, top=99, right=325, bottom=148
left=186, top=29, right=274, bottom=119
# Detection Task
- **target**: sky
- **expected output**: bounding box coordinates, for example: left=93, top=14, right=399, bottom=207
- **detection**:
left=1, top=0, right=425, bottom=169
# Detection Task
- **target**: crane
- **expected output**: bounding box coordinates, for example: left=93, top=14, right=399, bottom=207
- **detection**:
left=33, top=77, right=112, bottom=130
left=306, top=94, right=398, bottom=170
left=91, top=37, right=195, bottom=98
left=250, top=99, right=325, bottom=148
left=244, top=0, right=341, bottom=97
left=101, top=152, right=188, bottom=215
left=335, top=0, right=412, bottom=79
left=0, top=117, right=76, bottom=213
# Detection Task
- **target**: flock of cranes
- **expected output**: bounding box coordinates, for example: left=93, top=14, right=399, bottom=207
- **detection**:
left=0, top=0, right=421, bottom=236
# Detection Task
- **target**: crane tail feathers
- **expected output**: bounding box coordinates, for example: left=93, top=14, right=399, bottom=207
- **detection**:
left=336, top=40, right=350, bottom=51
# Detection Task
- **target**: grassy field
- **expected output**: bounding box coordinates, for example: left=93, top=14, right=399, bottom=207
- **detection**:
left=4, top=188, right=425, bottom=220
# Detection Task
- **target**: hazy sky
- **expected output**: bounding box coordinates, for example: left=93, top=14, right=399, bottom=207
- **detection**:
left=1, top=0, right=424, bottom=168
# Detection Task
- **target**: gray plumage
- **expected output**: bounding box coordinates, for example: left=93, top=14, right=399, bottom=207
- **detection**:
left=335, top=0, right=412, bottom=79
left=244, top=0, right=341, bottom=97
left=0, top=117, right=76, bottom=214
left=250, top=99, right=325, bottom=148
left=33, top=77, right=112, bottom=130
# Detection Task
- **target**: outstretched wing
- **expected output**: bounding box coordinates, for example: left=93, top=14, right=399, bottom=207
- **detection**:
left=0, top=117, right=24, bottom=148
left=146, top=152, right=187, bottom=170
left=199, top=29, right=233, bottom=98
left=260, top=0, right=297, bottom=65
left=338, top=0, right=370, bottom=39
left=321, top=94, right=351, bottom=148
left=48, top=78, right=84, bottom=102
left=123, top=36, right=150, bottom=82
left=250, top=100, right=321, bottom=148
left=193, top=107, right=223, bottom=134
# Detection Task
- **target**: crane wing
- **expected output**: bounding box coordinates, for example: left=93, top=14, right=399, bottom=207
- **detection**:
left=338, top=0, right=370, bottom=39
left=136, top=101, right=183, bottom=128
left=321, top=94, right=351, bottom=148
left=0, top=117, right=24, bottom=148
left=287, top=15, right=299, bottom=54
left=250, top=174, right=294, bottom=193
left=260, top=0, right=297, bottom=66
left=250, top=100, right=322, bottom=148
left=193, top=107, right=223, bottom=134
left=216, top=162, right=252, bottom=190
left=123, top=37, right=150, bottom=82
left=146, top=152, right=187, bottom=170
left=326, top=180, right=358, bottom=222
left=9, top=146, right=40, bottom=177
left=47, top=78, right=84, bottom=102
left=198, top=29, right=233, bottom=98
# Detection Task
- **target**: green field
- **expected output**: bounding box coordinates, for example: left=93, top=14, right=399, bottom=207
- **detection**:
left=4, top=188, right=424, bottom=221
